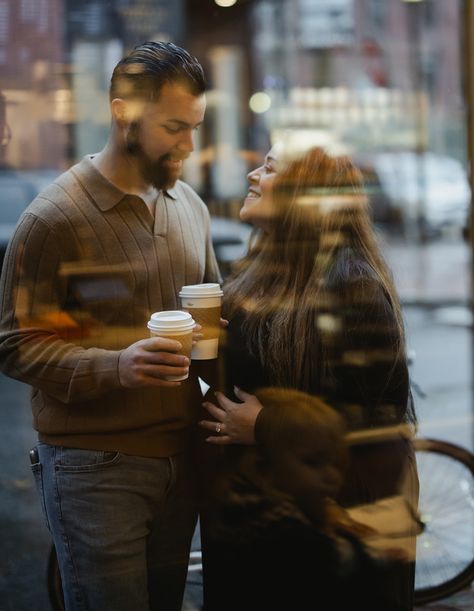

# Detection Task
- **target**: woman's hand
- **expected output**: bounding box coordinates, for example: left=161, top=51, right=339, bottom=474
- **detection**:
left=192, top=323, right=203, bottom=345
left=193, top=318, right=227, bottom=345
left=199, top=387, right=263, bottom=445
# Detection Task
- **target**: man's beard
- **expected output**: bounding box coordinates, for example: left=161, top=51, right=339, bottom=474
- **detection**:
left=126, top=122, right=182, bottom=190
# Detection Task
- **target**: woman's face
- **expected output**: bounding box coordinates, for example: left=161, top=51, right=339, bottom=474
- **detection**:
left=240, top=147, right=278, bottom=229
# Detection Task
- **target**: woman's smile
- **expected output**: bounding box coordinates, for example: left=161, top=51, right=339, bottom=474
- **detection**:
left=245, top=188, right=261, bottom=200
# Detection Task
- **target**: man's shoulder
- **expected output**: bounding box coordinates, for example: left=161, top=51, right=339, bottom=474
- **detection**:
left=26, top=160, right=90, bottom=218
left=40, top=159, right=87, bottom=197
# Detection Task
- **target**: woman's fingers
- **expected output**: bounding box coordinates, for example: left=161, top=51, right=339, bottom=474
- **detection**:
left=192, top=324, right=203, bottom=345
left=233, top=386, right=253, bottom=401
left=202, top=401, right=226, bottom=420
left=204, top=434, right=232, bottom=445
left=199, top=418, right=224, bottom=433
left=199, top=390, right=261, bottom=445
left=199, top=417, right=232, bottom=443
left=214, top=391, right=239, bottom=411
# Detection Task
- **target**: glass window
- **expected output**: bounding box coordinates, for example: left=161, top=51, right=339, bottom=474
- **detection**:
left=1, top=2, right=473, bottom=608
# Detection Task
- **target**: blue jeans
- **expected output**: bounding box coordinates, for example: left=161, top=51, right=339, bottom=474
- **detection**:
left=31, top=443, right=197, bottom=611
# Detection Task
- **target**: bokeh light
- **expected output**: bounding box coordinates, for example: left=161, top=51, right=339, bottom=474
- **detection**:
left=249, top=92, right=272, bottom=114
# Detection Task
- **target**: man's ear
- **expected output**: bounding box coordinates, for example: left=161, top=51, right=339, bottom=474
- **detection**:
left=111, top=98, right=144, bottom=126
left=111, top=98, right=128, bottom=126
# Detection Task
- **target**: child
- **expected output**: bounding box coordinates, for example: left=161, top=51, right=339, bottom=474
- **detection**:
left=201, top=387, right=400, bottom=611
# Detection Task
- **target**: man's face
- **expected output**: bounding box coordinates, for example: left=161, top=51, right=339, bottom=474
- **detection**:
left=125, top=82, right=206, bottom=190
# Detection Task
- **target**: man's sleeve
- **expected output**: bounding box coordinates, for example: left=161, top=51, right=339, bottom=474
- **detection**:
left=0, top=213, right=122, bottom=404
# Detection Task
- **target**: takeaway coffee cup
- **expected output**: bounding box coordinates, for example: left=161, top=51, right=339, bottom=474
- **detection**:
left=147, top=310, right=195, bottom=381
left=179, top=283, right=223, bottom=360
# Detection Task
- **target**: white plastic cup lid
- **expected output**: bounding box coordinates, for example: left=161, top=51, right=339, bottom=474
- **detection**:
left=147, top=310, right=195, bottom=332
left=179, top=283, right=223, bottom=298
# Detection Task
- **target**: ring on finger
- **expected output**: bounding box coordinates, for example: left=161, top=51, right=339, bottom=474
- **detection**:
left=215, top=423, right=222, bottom=434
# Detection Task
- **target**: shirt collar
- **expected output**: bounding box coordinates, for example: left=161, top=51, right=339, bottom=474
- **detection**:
left=165, top=185, right=178, bottom=200
left=72, top=155, right=178, bottom=210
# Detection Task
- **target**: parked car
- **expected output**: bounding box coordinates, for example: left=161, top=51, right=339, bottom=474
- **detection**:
left=355, top=161, right=396, bottom=227
left=356, top=151, right=471, bottom=236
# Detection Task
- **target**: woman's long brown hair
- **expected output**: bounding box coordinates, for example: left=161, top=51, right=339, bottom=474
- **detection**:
left=223, top=146, right=407, bottom=401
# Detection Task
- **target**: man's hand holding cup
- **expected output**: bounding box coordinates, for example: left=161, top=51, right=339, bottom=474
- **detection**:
left=118, top=336, right=191, bottom=388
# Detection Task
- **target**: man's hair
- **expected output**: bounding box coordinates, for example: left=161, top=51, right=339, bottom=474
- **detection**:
left=110, top=41, right=206, bottom=102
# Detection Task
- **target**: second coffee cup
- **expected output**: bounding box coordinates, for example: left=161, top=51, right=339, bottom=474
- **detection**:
left=179, top=283, right=223, bottom=360
left=147, top=310, right=195, bottom=381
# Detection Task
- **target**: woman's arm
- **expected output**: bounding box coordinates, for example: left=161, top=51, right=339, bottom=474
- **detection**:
left=331, top=274, right=410, bottom=427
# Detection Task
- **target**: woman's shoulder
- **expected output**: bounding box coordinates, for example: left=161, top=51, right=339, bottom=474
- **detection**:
left=324, top=248, right=398, bottom=326
left=327, top=248, right=380, bottom=292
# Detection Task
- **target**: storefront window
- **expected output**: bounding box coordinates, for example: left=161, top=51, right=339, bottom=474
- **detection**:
left=1, top=1, right=473, bottom=608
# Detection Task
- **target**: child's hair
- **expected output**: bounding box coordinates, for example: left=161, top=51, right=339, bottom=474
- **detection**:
left=209, top=387, right=349, bottom=541
left=254, top=387, right=349, bottom=528
left=255, top=387, right=347, bottom=464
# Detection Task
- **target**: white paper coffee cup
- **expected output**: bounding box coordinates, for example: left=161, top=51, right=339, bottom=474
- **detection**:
left=179, top=283, right=223, bottom=360
left=147, top=310, right=195, bottom=381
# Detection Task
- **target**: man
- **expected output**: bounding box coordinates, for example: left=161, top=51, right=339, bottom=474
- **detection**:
left=0, top=42, right=221, bottom=611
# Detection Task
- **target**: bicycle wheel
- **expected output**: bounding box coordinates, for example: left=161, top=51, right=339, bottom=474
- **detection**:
left=414, top=438, right=474, bottom=605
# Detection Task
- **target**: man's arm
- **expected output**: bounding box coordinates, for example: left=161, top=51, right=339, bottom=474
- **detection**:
left=0, top=213, right=188, bottom=403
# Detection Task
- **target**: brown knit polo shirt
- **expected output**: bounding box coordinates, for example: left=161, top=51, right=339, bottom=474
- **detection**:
left=0, top=156, right=221, bottom=457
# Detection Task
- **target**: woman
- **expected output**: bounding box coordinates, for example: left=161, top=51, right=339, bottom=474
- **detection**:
left=197, top=144, right=418, bottom=610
